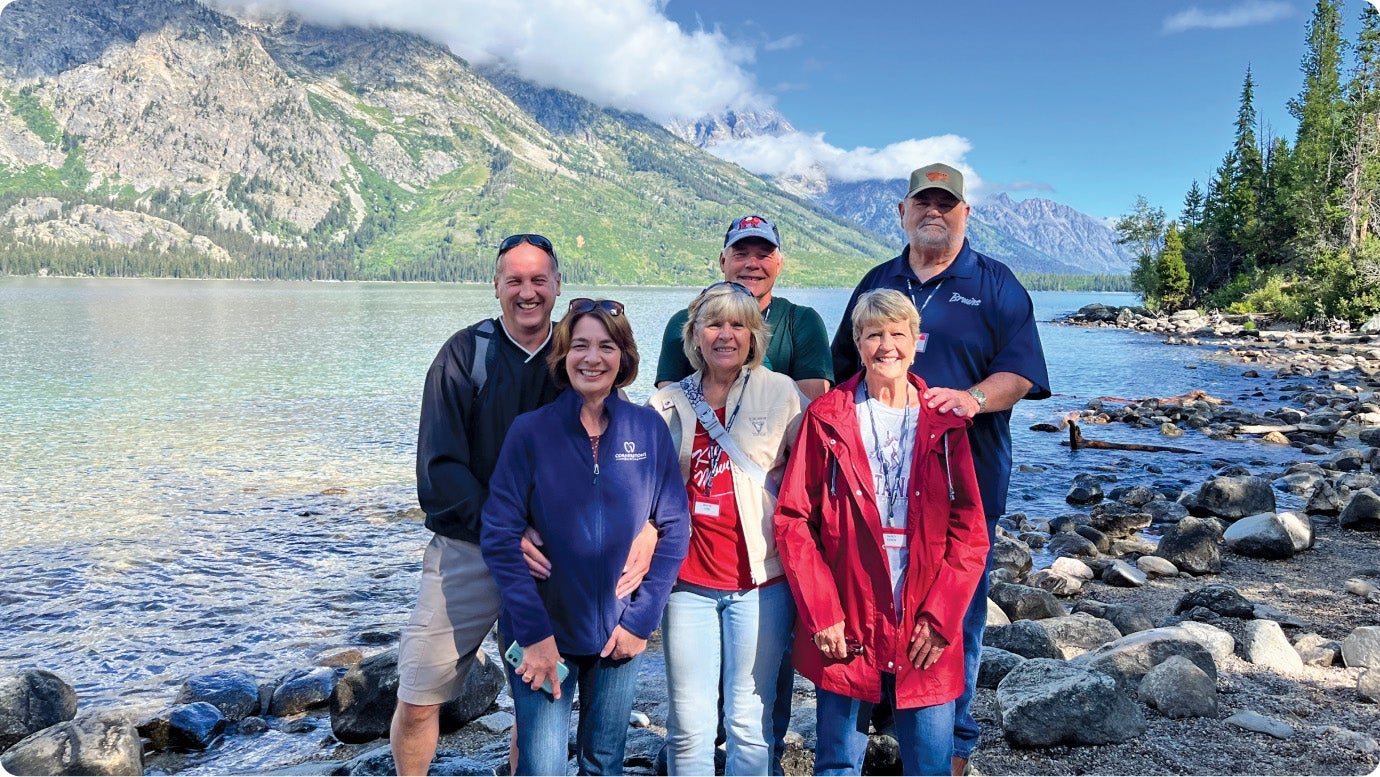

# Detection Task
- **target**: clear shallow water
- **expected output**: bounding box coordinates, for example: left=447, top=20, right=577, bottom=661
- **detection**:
left=0, top=279, right=1303, bottom=719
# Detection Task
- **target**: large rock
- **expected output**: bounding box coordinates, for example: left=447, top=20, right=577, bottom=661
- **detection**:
left=1069, top=627, right=1218, bottom=692
left=1239, top=620, right=1304, bottom=674
left=175, top=670, right=259, bottom=722
left=990, top=536, right=1034, bottom=579
left=1026, top=569, right=1082, bottom=597
left=0, top=670, right=78, bottom=752
left=1339, top=488, right=1380, bottom=531
left=1307, top=480, right=1346, bottom=515
left=1046, top=532, right=1099, bottom=558
left=1293, top=633, right=1343, bottom=667
left=1360, top=669, right=1380, bottom=703
left=136, top=702, right=225, bottom=751
left=1223, top=512, right=1297, bottom=559
left=1138, top=655, right=1218, bottom=719
left=1277, top=511, right=1315, bottom=551
left=1038, top=614, right=1122, bottom=660
left=995, top=659, right=1146, bottom=747
left=331, top=648, right=504, bottom=744
left=1, top=711, right=143, bottom=776
left=269, top=667, right=336, bottom=717
left=989, top=583, right=1065, bottom=622
left=1145, top=500, right=1189, bottom=524
left=1342, top=626, right=1380, bottom=669
left=977, top=647, right=1026, bottom=689
left=1101, top=560, right=1147, bottom=587
left=1050, top=557, right=1095, bottom=580
left=1152, top=516, right=1222, bottom=575
left=1176, top=621, right=1236, bottom=663
left=1175, top=584, right=1255, bottom=619
left=1089, top=502, right=1152, bottom=537
left=1066, top=474, right=1105, bottom=505
left=986, top=598, right=1010, bottom=627
left=984, top=620, right=1061, bottom=660
left=1194, top=476, right=1276, bottom=520
left=1136, top=555, right=1179, bottom=578
left=1071, top=600, right=1155, bottom=637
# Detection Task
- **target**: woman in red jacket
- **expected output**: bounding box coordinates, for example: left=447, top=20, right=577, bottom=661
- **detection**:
left=773, top=289, right=988, bottom=776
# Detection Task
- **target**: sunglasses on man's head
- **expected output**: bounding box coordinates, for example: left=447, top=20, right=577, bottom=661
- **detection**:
left=497, top=233, right=555, bottom=256
left=567, top=298, right=624, bottom=317
left=700, top=281, right=755, bottom=298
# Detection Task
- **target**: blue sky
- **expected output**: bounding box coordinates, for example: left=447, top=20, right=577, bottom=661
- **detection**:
left=9, top=0, right=1372, bottom=221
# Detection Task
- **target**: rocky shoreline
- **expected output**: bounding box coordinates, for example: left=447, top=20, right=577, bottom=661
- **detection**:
left=3, top=305, right=1380, bottom=776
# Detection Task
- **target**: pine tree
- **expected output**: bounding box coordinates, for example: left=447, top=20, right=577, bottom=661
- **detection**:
left=1287, top=0, right=1349, bottom=244
left=1157, top=224, right=1191, bottom=312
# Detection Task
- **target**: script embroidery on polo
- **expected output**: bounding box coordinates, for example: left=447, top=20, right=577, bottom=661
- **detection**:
left=615, top=441, right=648, bottom=461
left=949, top=292, right=981, bottom=306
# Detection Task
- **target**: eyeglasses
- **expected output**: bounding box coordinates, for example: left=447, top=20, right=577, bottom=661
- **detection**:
left=497, top=233, right=557, bottom=259
left=567, top=298, right=624, bottom=317
left=700, top=281, right=755, bottom=298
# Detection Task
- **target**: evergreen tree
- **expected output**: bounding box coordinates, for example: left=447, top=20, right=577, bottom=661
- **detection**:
left=1182, top=180, right=1205, bottom=225
left=1157, top=223, right=1191, bottom=312
left=1286, top=0, right=1348, bottom=244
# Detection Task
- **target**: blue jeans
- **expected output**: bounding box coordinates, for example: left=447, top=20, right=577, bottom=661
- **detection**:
left=815, top=674, right=954, bottom=776
left=663, top=581, right=795, bottom=776
left=952, top=520, right=997, bottom=760
left=508, top=651, right=643, bottom=776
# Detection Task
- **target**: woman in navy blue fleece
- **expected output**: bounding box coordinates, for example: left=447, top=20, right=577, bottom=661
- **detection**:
left=481, top=298, right=690, bottom=776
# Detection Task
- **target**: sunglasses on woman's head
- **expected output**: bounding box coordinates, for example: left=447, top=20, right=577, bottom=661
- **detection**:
left=567, top=298, right=624, bottom=317
left=700, top=281, right=755, bottom=298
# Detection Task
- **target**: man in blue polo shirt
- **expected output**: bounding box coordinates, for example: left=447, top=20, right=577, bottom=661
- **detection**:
left=830, top=163, right=1050, bottom=776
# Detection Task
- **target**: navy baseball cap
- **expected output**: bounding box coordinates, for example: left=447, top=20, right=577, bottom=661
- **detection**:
left=723, top=214, right=781, bottom=249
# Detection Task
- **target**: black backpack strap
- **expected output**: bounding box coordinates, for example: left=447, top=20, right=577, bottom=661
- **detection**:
left=471, top=318, right=497, bottom=394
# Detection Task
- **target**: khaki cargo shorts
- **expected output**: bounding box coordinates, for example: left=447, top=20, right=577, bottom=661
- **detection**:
left=396, top=534, right=501, bottom=706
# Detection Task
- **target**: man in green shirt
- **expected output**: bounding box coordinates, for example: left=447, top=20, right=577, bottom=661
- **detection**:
left=655, top=214, right=833, bottom=400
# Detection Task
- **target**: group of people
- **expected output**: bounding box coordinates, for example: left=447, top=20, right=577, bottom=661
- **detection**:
left=390, top=163, right=1051, bottom=776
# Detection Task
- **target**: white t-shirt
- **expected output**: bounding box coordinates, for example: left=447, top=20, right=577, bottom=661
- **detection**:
left=856, top=384, right=917, bottom=616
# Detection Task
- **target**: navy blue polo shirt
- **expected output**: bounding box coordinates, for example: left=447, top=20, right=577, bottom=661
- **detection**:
left=830, top=239, right=1050, bottom=521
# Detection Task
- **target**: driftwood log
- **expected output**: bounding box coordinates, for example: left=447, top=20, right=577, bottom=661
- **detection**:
left=1062, top=420, right=1201, bottom=454
left=1237, top=422, right=1346, bottom=438
left=1093, top=389, right=1230, bottom=406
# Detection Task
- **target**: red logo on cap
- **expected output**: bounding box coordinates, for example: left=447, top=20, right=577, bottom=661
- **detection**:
left=926, top=171, right=950, bottom=182
left=738, top=216, right=763, bottom=228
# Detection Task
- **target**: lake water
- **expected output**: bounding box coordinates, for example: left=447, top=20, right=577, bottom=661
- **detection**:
left=0, top=278, right=1300, bottom=720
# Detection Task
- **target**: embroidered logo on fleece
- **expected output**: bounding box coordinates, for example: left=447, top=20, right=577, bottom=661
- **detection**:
left=615, top=441, right=648, bottom=462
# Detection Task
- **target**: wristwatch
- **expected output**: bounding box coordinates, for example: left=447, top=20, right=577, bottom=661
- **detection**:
left=966, top=387, right=987, bottom=413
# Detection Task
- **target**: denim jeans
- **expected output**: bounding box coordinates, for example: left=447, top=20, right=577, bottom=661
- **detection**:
left=663, top=580, right=795, bottom=776
left=507, top=651, right=643, bottom=776
left=814, top=674, right=955, bottom=776
left=952, top=521, right=997, bottom=760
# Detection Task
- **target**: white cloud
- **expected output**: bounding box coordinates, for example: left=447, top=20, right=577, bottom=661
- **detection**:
left=763, top=34, right=804, bottom=52
left=1163, top=0, right=1292, bottom=33
left=209, top=0, right=769, bottom=122
left=709, top=130, right=981, bottom=186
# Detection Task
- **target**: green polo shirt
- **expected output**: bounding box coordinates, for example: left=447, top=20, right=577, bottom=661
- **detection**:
left=654, top=296, right=834, bottom=385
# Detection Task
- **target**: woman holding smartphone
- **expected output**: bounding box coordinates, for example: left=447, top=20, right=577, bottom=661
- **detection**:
left=481, top=298, right=690, bottom=776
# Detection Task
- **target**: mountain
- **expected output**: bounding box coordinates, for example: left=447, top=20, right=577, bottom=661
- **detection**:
left=0, top=0, right=895, bottom=284
left=971, top=193, right=1134, bottom=274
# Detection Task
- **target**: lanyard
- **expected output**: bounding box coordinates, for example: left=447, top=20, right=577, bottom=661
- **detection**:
left=904, top=277, right=946, bottom=319
left=862, top=382, right=912, bottom=527
left=696, top=371, right=750, bottom=496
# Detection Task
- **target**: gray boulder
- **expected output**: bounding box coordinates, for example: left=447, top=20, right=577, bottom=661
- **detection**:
left=1101, top=560, right=1148, bottom=587
left=1039, top=614, right=1122, bottom=660
left=1225, top=711, right=1295, bottom=739
left=1073, top=525, right=1111, bottom=553
left=1066, top=474, right=1105, bottom=505
left=1330, top=449, right=1367, bottom=472
left=1069, top=627, right=1218, bottom=692
left=1239, top=620, right=1304, bottom=674
left=989, top=583, right=1065, bottom=621
left=1339, top=488, right=1380, bottom=531
left=136, top=702, right=225, bottom=751
left=1277, top=510, right=1315, bottom=551
left=331, top=648, right=504, bottom=744
left=1342, top=626, right=1380, bottom=669
left=1195, top=475, right=1276, bottom=520
left=1, top=711, right=142, bottom=776
left=1176, top=621, right=1236, bottom=663
left=990, top=536, right=1034, bottom=579
left=175, top=670, right=259, bottom=722
left=1152, top=516, right=1222, bottom=575
left=1293, top=633, right=1343, bottom=667
left=1306, top=480, right=1346, bottom=515
left=1047, top=532, right=1099, bottom=558
left=1136, top=555, right=1179, bottom=578
left=1138, top=655, right=1217, bottom=718
left=977, top=647, right=1026, bottom=689
left=1360, top=669, right=1380, bottom=703
left=984, top=620, right=1061, bottom=660
left=995, top=659, right=1146, bottom=747
left=269, top=667, right=336, bottom=717
left=986, top=598, right=1011, bottom=627
left=1175, top=584, right=1255, bottom=619
left=1223, top=512, right=1297, bottom=559
left=1071, top=600, right=1156, bottom=636
left=1050, top=557, right=1095, bottom=580
left=1089, top=502, right=1152, bottom=537
left=1026, top=569, right=1083, bottom=597
left=0, top=670, right=78, bottom=752
left=1145, top=500, right=1189, bottom=524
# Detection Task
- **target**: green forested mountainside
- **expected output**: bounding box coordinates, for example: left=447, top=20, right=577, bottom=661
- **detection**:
left=1121, top=0, right=1380, bottom=326
left=0, top=0, right=895, bottom=285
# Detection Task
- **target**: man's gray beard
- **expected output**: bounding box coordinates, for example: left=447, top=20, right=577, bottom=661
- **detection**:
left=908, top=227, right=961, bottom=253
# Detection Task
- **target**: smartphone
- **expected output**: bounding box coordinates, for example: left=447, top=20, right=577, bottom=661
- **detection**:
left=504, top=640, right=569, bottom=696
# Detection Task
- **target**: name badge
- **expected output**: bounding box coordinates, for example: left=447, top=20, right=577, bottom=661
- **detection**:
left=916, top=332, right=929, bottom=354
left=882, top=528, right=907, bottom=549
left=694, top=500, right=721, bottom=518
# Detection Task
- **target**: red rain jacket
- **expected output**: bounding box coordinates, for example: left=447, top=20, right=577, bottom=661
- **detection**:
left=774, top=372, right=988, bottom=708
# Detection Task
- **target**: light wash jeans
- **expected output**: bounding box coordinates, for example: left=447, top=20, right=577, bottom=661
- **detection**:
left=507, top=651, right=643, bottom=776
left=663, top=580, right=795, bottom=776
left=815, top=673, right=955, bottom=776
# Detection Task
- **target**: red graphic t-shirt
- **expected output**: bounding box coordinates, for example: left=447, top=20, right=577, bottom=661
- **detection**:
left=678, top=408, right=755, bottom=590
